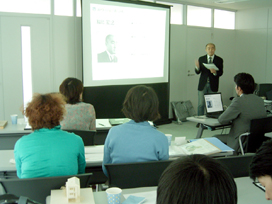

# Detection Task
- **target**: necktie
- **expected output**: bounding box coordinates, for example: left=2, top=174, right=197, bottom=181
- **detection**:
left=209, top=57, right=212, bottom=64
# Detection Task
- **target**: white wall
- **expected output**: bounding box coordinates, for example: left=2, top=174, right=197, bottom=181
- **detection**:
left=235, top=7, right=272, bottom=84
left=0, top=6, right=271, bottom=121
left=0, top=14, right=82, bottom=122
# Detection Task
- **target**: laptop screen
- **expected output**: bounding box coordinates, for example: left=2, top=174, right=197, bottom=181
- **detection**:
left=204, top=93, right=224, bottom=113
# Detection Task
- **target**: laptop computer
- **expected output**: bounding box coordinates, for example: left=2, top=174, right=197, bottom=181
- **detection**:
left=204, top=93, right=224, bottom=119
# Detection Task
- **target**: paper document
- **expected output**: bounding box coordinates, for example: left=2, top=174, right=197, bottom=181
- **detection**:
left=84, top=145, right=104, bottom=154
left=190, top=137, right=234, bottom=152
left=203, top=63, right=219, bottom=71
left=180, top=139, right=221, bottom=155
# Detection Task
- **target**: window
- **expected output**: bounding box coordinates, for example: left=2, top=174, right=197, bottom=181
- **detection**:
left=214, top=9, right=235, bottom=29
left=76, top=0, right=81, bottom=17
left=0, top=0, right=50, bottom=14
left=158, top=1, right=183, bottom=25
left=187, top=5, right=211, bottom=27
left=21, top=26, right=33, bottom=110
left=54, top=0, right=73, bottom=16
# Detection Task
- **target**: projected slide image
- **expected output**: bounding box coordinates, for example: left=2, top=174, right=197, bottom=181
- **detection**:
left=82, top=0, right=169, bottom=86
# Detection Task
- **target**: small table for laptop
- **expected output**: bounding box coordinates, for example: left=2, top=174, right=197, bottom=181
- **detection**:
left=187, top=116, right=231, bottom=138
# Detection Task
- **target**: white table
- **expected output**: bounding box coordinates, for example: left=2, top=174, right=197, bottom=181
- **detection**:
left=0, top=146, right=105, bottom=174
left=0, top=119, right=113, bottom=150
left=91, top=177, right=269, bottom=204
left=1, top=141, right=233, bottom=177
left=187, top=116, right=231, bottom=138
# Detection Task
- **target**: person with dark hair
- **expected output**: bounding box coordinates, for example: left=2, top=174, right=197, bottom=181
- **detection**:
left=250, top=139, right=272, bottom=200
left=59, top=77, right=96, bottom=131
left=195, top=43, right=224, bottom=118
left=157, top=154, right=237, bottom=204
left=102, top=85, right=169, bottom=176
left=14, top=93, right=86, bottom=178
left=216, top=73, right=266, bottom=153
left=97, top=34, right=117, bottom=63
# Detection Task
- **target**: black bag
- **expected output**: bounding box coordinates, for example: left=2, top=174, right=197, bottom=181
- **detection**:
left=171, top=100, right=196, bottom=123
left=0, top=194, right=41, bottom=204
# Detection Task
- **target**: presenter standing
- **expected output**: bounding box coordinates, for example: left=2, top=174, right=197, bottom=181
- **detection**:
left=195, top=43, right=223, bottom=118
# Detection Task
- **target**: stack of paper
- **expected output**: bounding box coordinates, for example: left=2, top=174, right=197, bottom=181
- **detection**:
left=0, top=120, right=8, bottom=129
left=180, top=139, right=221, bottom=155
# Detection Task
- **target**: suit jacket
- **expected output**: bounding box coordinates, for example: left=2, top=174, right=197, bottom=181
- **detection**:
left=195, top=55, right=223, bottom=92
left=218, top=94, right=267, bottom=152
left=97, top=51, right=117, bottom=63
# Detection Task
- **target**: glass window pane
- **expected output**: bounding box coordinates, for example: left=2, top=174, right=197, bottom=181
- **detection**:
left=54, top=0, right=73, bottom=16
left=21, top=26, right=33, bottom=110
left=158, top=1, right=183, bottom=25
left=187, top=5, right=211, bottom=27
left=76, top=0, right=81, bottom=17
left=0, top=0, right=50, bottom=14
left=214, top=9, right=235, bottom=29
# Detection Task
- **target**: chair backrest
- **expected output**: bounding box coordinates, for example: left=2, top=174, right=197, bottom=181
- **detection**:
left=0, top=173, right=93, bottom=204
left=215, top=154, right=255, bottom=178
left=105, top=160, right=173, bottom=189
left=255, top=83, right=272, bottom=98
left=63, top=129, right=96, bottom=146
left=246, top=117, right=272, bottom=153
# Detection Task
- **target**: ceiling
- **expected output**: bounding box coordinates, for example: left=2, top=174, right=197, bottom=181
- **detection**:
left=173, top=0, right=272, bottom=11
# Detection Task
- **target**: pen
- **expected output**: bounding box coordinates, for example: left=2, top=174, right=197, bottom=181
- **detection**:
left=99, top=123, right=105, bottom=126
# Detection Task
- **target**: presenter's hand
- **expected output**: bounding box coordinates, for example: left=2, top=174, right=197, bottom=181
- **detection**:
left=210, top=68, right=216, bottom=74
left=195, top=60, right=200, bottom=69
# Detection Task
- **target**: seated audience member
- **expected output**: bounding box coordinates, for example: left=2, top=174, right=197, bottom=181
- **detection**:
left=250, top=139, right=272, bottom=200
left=217, top=73, right=266, bottom=153
left=14, top=93, right=86, bottom=178
left=59, top=77, right=96, bottom=131
left=157, top=154, right=237, bottom=204
left=102, top=85, right=169, bottom=176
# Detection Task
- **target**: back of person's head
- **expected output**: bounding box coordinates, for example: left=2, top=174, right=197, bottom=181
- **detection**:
left=25, top=93, right=66, bottom=130
left=59, top=77, right=83, bottom=104
left=157, top=154, right=237, bottom=204
left=234, top=72, right=255, bottom=94
left=122, top=85, right=160, bottom=122
left=250, top=139, right=272, bottom=181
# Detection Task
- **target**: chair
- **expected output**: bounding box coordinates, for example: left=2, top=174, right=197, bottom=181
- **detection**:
left=238, top=117, right=272, bottom=155
left=105, top=160, right=173, bottom=189
left=255, top=83, right=272, bottom=99
left=215, top=154, right=254, bottom=178
left=63, top=129, right=96, bottom=146
left=0, top=173, right=93, bottom=204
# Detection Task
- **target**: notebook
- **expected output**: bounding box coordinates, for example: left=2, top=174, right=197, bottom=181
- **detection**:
left=109, top=118, right=130, bottom=126
left=204, top=93, right=224, bottom=119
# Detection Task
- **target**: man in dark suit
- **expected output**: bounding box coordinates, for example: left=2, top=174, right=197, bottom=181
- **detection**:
left=195, top=43, right=223, bottom=116
left=97, top=34, right=118, bottom=63
left=217, top=73, right=267, bottom=153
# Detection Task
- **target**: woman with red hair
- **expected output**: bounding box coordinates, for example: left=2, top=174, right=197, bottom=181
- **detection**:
left=14, top=93, right=86, bottom=178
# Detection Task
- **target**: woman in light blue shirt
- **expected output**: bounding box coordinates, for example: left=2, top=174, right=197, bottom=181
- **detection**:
left=14, top=93, right=86, bottom=178
left=102, top=85, right=169, bottom=176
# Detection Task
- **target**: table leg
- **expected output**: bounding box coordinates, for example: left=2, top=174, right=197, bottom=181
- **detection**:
left=196, top=124, right=204, bottom=138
